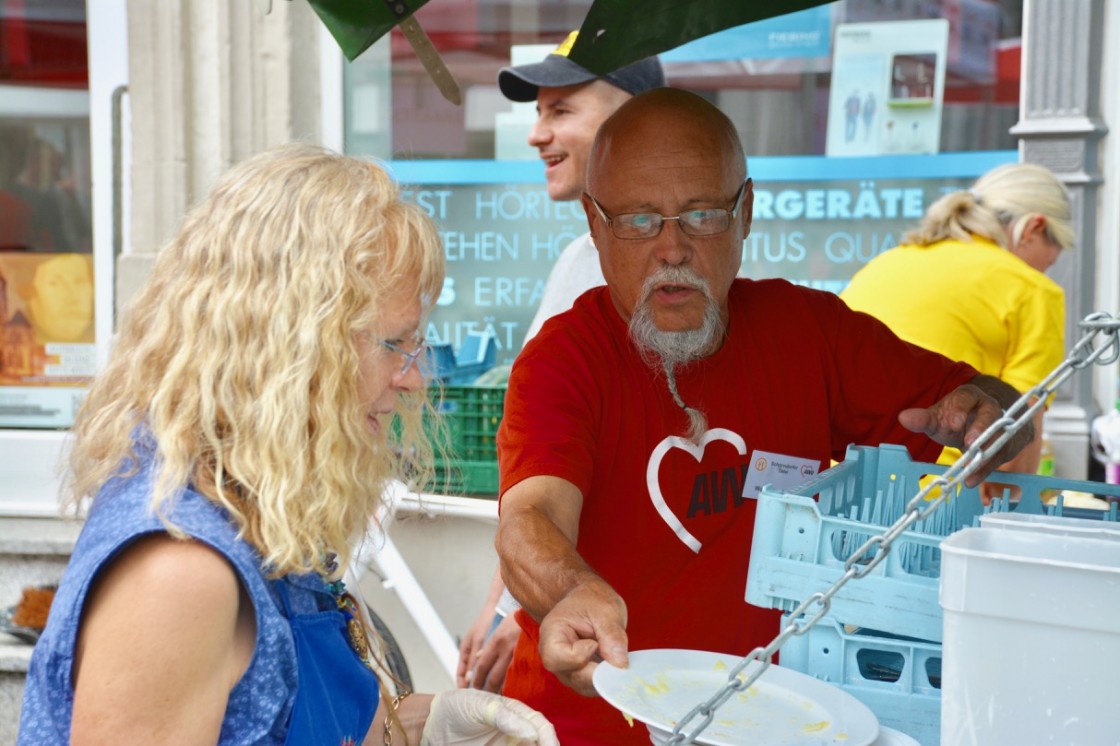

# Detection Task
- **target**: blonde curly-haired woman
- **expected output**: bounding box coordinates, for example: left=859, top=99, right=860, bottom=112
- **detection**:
left=19, top=144, right=557, bottom=746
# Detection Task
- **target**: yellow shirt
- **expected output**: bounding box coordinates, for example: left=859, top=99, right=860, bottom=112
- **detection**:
left=841, top=236, right=1065, bottom=466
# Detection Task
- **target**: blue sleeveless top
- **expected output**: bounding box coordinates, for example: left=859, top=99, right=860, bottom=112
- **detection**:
left=18, top=447, right=358, bottom=744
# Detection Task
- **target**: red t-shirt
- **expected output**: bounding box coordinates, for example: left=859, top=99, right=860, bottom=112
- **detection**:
left=498, top=278, right=977, bottom=744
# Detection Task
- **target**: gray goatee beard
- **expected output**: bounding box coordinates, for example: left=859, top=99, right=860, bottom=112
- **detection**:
left=628, top=266, right=723, bottom=443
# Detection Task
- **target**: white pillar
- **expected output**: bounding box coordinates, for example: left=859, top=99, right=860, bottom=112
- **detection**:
left=1013, top=0, right=1109, bottom=478
left=119, top=0, right=324, bottom=314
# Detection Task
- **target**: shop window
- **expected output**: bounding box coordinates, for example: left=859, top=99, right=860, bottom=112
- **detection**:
left=343, top=0, right=1023, bottom=365
left=1, top=0, right=94, bottom=430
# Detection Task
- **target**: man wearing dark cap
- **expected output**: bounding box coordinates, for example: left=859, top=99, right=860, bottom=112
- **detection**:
left=455, top=32, right=664, bottom=694
left=501, top=31, right=665, bottom=340
left=498, top=29, right=665, bottom=103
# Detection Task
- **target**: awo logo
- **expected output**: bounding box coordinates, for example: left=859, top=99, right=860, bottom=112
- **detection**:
left=646, top=428, right=748, bottom=554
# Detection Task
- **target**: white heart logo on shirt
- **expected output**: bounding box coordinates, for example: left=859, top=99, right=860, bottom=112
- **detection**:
left=646, top=428, right=747, bottom=553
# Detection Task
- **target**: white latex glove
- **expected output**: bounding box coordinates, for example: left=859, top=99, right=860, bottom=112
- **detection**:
left=420, top=689, right=559, bottom=746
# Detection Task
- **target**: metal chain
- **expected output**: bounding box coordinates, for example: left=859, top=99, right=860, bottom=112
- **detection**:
left=664, top=312, right=1120, bottom=745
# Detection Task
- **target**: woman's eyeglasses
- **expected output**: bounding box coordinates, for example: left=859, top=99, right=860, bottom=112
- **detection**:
left=363, top=331, right=427, bottom=375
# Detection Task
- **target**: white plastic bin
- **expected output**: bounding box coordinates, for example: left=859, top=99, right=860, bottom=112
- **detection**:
left=940, top=527, right=1120, bottom=745
left=979, top=510, right=1120, bottom=542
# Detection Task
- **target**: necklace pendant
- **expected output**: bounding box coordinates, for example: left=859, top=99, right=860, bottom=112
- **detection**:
left=347, top=616, right=371, bottom=662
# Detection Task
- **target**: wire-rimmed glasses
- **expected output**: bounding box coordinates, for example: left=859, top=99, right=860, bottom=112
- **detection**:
left=364, top=331, right=428, bottom=375
left=585, top=181, right=748, bottom=240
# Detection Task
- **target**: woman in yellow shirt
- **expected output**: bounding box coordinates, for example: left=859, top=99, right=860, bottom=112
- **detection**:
left=841, top=163, right=1073, bottom=480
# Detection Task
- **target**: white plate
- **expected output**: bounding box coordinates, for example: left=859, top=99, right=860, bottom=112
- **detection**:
left=593, top=649, right=879, bottom=746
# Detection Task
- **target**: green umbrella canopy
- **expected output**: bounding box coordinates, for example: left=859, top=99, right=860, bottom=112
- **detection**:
left=307, top=0, right=433, bottom=61
left=567, top=0, right=833, bottom=74
left=309, top=0, right=842, bottom=76
left=306, top=0, right=832, bottom=70
left=307, top=0, right=463, bottom=103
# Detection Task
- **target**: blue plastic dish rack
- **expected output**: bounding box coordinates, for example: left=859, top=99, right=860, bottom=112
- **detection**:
left=779, top=615, right=941, bottom=746
left=747, top=444, right=1120, bottom=643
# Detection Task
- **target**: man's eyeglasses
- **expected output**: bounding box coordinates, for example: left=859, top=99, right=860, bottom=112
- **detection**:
left=364, top=331, right=428, bottom=375
left=585, top=182, right=747, bottom=240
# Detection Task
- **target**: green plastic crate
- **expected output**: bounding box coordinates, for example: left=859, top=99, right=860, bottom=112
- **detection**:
left=434, top=384, right=505, bottom=462
left=433, top=459, right=500, bottom=497
left=430, top=384, right=505, bottom=495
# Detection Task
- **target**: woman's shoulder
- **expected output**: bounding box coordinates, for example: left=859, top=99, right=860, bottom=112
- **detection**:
left=63, top=533, right=254, bottom=742
left=78, top=533, right=245, bottom=659
left=67, top=466, right=275, bottom=640
left=82, top=457, right=255, bottom=564
left=109, top=532, right=242, bottom=596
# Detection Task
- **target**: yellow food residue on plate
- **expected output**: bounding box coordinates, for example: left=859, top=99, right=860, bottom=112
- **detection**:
left=623, top=713, right=634, bottom=728
left=713, top=660, right=728, bottom=671
left=734, top=673, right=759, bottom=695
left=802, top=721, right=831, bottom=733
left=638, top=673, right=671, bottom=695
left=736, top=687, right=759, bottom=702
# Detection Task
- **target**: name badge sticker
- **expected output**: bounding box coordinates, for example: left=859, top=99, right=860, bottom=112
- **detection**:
left=742, top=450, right=820, bottom=499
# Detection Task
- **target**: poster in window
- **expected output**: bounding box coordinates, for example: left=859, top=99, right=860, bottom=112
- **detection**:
left=826, top=20, right=949, bottom=157
left=0, top=252, right=95, bottom=427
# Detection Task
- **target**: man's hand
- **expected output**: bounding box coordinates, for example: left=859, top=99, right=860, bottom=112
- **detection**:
left=537, top=581, right=628, bottom=696
left=458, top=570, right=517, bottom=690
left=465, top=614, right=521, bottom=692
left=899, top=374, right=1034, bottom=486
left=456, top=607, right=494, bottom=688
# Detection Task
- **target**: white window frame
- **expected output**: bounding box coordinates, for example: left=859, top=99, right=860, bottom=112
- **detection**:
left=0, top=0, right=128, bottom=517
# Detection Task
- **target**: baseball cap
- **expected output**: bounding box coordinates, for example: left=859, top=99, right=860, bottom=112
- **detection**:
left=498, top=31, right=665, bottom=102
